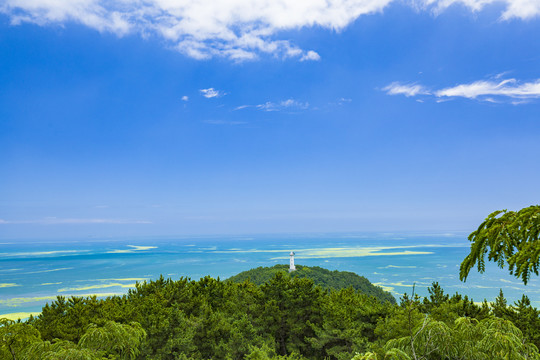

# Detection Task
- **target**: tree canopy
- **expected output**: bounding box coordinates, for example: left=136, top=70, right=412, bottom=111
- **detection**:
left=227, top=265, right=396, bottom=304
left=2, top=266, right=540, bottom=359
left=460, top=205, right=540, bottom=285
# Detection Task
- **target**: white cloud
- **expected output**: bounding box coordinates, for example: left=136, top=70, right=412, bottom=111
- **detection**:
left=418, top=0, right=540, bottom=20
left=300, top=50, right=321, bottom=61
left=436, top=78, right=540, bottom=99
left=501, top=0, right=540, bottom=19
left=3, top=0, right=537, bottom=61
left=1, top=0, right=394, bottom=60
left=383, top=82, right=430, bottom=97
left=385, top=77, right=540, bottom=103
left=200, top=88, right=222, bottom=98
left=181, top=95, right=189, bottom=101
left=234, top=98, right=310, bottom=112
left=256, top=99, right=309, bottom=111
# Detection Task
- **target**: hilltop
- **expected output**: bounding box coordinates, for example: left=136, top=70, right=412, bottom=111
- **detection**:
left=227, top=264, right=396, bottom=303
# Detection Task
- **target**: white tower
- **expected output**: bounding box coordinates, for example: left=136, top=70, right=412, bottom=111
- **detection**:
left=289, top=251, right=296, bottom=272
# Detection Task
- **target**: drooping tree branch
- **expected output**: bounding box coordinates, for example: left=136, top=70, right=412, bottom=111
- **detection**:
left=460, top=205, right=540, bottom=285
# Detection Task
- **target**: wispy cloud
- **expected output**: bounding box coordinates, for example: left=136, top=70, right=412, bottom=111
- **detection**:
left=418, top=0, right=540, bottom=20
left=258, top=99, right=309, bottom=111
left=384, top=77, right=540, bottom=103
left=181, top=95, right=189, bottom=101
left=200, top=88, right=223, bottom=98
left=236, top=99, right=309, bottom=112
left=436, top=78, right=540, bottom=99
left=383, top=82, right=430, bottom=97
left=2, top=1, right=535, bottom=61
left=0, top=218, right=152, bottom=225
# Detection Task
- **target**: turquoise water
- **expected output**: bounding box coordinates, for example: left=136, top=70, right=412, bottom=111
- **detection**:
left=1, top=232, right=539, bottom=319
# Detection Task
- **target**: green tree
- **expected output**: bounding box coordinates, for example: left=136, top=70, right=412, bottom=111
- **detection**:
left=23, top=340, right=99, bottom=360
left=79, top=321, right=146, bottom=360
left=460, top=205, right=540, bottom=284
left=492, top=289, right=511, bottom=319
left=21, top=321, right=146, bottom=360
left=34, top=295, right=108, bottom=343
left=0, top=319, right=41, bottom=360
left=359, top=317, right=540, bottom=360
left=422, top=282, right=449, bottom=312
left=244, top=343, right=306, bottom=360
left=507, top=295, right=540, bottom=350
left=308, top=288, right=390, bottom=360
left=258, top=272, right=323, bottom=357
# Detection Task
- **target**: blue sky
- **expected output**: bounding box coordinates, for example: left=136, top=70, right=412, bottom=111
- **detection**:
left=1, top=0, right=539, bottom=239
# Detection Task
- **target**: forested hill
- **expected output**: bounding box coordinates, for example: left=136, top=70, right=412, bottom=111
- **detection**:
left=3, top=271, right=540, bottom=359
left=227, top=264, right=396, bottom=304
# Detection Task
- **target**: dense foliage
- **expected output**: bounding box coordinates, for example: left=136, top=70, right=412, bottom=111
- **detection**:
left=460, top=205, right=540, bottom=285
left=227, top=265, right=396, bottom=304
left=1, top=267, right=539, bottom=359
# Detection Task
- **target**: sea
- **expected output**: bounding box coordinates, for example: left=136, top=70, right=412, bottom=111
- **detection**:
left=1, top=232, right=539, bottom=320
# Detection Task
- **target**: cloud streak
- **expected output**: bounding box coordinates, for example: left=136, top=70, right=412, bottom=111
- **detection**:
left=436, top=78, right=540, bottom=99
left=236, top=99, right=309, bottom=112
left=383, top=82, right=430, bottom=97
left=384, top=77, right=540, bottom=103
left=2, top=1, right=537, bottom=61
